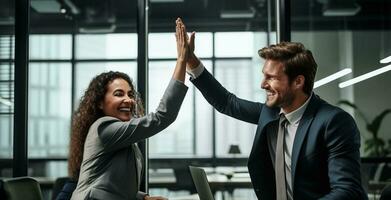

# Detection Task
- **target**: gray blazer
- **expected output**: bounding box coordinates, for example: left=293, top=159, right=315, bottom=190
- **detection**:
left=70, top=79, right=188, bottom=200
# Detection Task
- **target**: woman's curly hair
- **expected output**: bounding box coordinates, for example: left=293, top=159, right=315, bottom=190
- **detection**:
left=68, top=71, right=144, bottom=180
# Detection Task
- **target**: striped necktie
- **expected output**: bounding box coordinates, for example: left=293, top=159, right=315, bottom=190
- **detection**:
left=275, top=114, right=288, bottom=200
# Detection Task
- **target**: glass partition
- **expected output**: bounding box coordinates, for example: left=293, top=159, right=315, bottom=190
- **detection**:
left=291, top=0, right=391, bottom=197
left=28, top=62, right=71, bottom=158
left=0, top=0, right=14, bottom=178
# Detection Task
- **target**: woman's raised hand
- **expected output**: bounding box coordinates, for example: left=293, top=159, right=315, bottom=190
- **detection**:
left=172, top=18, right=189, bottom=82
left=176, top=18, right=199, bottom=70
left=175, top=18, right=190, bottom=62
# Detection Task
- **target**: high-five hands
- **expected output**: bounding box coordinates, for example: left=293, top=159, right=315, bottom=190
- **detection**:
left=172, top=18, right=192, bottom=82
left=175, top=18, right=190, bottom=62
left=175, top=18, right=199, bottom=70
left=172, top=17, right=199, bottom=82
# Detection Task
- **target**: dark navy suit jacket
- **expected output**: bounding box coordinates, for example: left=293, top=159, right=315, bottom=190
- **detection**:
left=191, top=69, right=367, bottom=200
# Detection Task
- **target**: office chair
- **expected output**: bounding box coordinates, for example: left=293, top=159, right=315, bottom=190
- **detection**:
left=0, top=179, right=6, bottom=200
left=52, top=177, right=77, bottom=200
left=2, top=177, right=43, bottom=200
left=171, top=167, right=197, bottom=194
left=52, top=177, right=71, bottom=200
left=380, top=183, right=391, bottom=200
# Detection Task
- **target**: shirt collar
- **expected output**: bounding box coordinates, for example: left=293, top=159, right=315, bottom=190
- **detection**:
left=280, top=93, right=312, bottom=125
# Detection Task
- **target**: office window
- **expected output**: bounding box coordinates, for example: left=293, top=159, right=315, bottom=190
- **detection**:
left=149, top=32, right=213, bottom=59
left=29, top=161, right=68, bottom=178
left=147, top=31, right=269, bottom=158
left=148, top=60, right=213, bottom=157
left=148, top=61, right=194, bottom=156
left=0, top=35, right=14, bottom=175
left=74, top=62, right=138, bottom=107
left=194, top=61, right=214, bottom=157
left=0, top=60, right=13, bottom=157
left=213, top=32, right=268, bottom=157
left=28, top=62, right=72, bottom=157
left=215, top=32, right=254, bottom=58
left=214, top=59, right=258, bottom=157
left=0, top=35, right=14, bottom=59
left=0, top=37, right=15, bottom=158
left=75, top=34, right=137, bottom=59
left=28, top=36, right=73, bottom=169
left=148, top=33, right=177, bottom=59
left=30, top=35, right=72, bottom=60
left=0, top=62, right=13, bottom=117
left=0, top=114, right=12, bottom=158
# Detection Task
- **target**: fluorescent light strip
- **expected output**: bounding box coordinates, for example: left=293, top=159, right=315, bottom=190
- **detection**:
left=314, top=68, right=352, bottom=88
left=339, top=64, right=391, bottom=88
left=380, top=55, right=391, bottom=64
left=0, top=97, right=12, bottom=106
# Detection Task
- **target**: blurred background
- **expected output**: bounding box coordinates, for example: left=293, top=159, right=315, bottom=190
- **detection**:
left=1, top=0, right=390, bottom=199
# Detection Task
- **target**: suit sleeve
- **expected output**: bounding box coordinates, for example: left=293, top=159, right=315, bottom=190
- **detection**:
left=191, top=68, right=262, bottom=124
left=319, top=111, right=367, bottom=200
left=97, top=78, right=188, bottom=151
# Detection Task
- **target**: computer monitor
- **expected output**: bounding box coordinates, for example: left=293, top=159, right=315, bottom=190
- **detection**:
left=189, top=166, right=215, bottom=200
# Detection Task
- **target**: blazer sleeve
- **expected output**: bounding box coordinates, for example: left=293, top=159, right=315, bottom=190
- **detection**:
left=319, top=111, right=368, bottom=200
left=97, top=78, right=188, bottom=151
left=190, top=68, right=262, bottom=124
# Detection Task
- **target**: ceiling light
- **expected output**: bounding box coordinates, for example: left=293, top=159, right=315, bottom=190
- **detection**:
left=380, top=55, right=391, bottom=64
left=60, top=7, right=67, bottom=14
left=322, top=0, right=361, bottom=16
left=220, top=10, right=255, bottom=19
left=314, top=68, right=352, bottom=88
left=150, top=0, right=184, bottom=2
left=79, top=24, right=116, bottom=33
left=30, top=0, right=61, bottom=13
left=220, top=0, right=255, bottom=19
left=339, top=64, right=391, bottom=88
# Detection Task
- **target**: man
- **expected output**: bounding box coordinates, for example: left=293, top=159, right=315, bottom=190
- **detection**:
left=181, top=21, right=367, bottom=200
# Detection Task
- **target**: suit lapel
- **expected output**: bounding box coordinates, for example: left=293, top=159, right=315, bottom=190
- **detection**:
left=132, top=143, right=143, bottom=187
left=291, top=95, right=319, bottom=185
left=251, top=107, right=279, bottom=155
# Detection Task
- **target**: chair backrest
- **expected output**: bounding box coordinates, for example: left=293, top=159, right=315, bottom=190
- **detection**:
left=52, top=177, right=69, bottom=200
left=0, top=179, right=6, bottom=200
left=380, top=184, right=391, bottom=200
left=172, top=167, right=196, bottom=193
left=2, top=177, right=43, bottom=200
left=52, top=177, right=77, bottom=200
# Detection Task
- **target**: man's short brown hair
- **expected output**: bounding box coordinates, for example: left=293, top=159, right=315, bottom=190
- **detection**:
left=258, top=42, right=317, bottom=95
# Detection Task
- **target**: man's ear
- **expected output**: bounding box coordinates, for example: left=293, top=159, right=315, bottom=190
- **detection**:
left=295, top=75, right=305, bottom=90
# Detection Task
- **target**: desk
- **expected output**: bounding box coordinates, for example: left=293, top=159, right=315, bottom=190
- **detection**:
left=149, top=172, right=252, bottom=200
left=35, top=172, right=252, bottom=198
left=206, top=173, right=252, bottom=192
left=149, top=172, right=253, bottom=194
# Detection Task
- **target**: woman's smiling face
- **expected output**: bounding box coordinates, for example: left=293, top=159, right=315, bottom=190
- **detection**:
left=100, top=78, right=136, bottom=121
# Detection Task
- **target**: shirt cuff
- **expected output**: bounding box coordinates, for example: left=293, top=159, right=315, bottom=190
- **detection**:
left=136, top=191, right=148, bottom=200
left=186, top=62, right=205, bottom=79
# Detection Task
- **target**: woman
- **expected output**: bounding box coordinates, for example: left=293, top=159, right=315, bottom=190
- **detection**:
left=68, top=18, right=193, bottom=200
